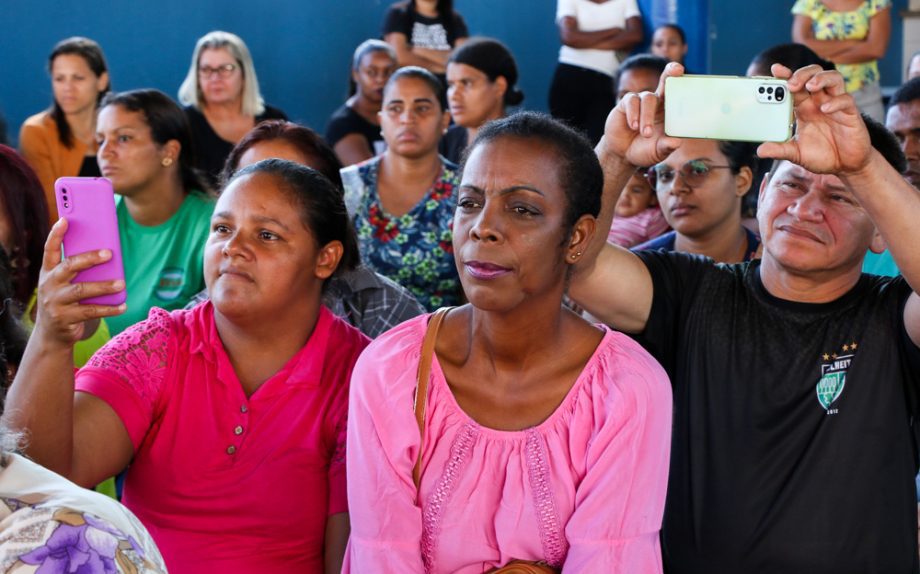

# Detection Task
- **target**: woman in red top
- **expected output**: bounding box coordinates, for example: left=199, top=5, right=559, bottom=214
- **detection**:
left=4, top=160, right=368, bottom=573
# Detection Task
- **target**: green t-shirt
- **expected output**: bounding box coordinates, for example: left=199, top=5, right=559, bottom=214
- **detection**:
left=107, top=190, right=215, bottom=335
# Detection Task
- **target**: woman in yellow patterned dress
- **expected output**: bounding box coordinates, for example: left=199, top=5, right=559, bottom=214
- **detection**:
left=792, top=0, right=891, bottom=122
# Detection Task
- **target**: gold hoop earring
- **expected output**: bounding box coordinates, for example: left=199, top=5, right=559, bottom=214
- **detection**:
left=161, top=157, right=174, bottom=167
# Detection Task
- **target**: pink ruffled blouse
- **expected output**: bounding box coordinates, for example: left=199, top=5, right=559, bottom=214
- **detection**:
left=345, top=314, right=672, bottom=573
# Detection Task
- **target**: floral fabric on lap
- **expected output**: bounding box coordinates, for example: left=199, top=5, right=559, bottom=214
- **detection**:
left=791, top=0, right=891, bottom=93
left=0, top=454, right=166, bottom=573
left=342, top=156, right=462, bottom=311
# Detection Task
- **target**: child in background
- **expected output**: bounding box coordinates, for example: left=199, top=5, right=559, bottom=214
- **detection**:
left=607, top=167, right=668, bottom=247
left=650, top=24, right=687, bottom=65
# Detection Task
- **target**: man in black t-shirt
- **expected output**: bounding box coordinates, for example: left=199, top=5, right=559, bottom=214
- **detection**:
left=572, top=63, right=920, bottom=573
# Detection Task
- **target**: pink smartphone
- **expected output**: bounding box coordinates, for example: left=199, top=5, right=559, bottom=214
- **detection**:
left=54, top=177, right=126, bottom=306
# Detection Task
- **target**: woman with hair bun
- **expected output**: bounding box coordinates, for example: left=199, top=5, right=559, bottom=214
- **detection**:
left=19, top=37, right=110, bottom=222
left=441, top=37, right=525, bottom=164
left=95, top=89, right=216, bottom=334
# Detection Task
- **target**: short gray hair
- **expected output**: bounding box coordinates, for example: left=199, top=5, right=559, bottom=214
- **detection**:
left=177, top=30, right=265, bottom=116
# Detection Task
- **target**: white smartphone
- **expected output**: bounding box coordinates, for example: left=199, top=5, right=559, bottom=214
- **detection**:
left=664, top=75, right=794, bottom=142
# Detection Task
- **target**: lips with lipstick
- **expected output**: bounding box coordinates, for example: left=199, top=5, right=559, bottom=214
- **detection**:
left=464, top=260, right=511, bottom=280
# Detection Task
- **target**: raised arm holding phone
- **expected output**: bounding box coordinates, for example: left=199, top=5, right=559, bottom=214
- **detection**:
left=571, top=63, right=920, bottom=572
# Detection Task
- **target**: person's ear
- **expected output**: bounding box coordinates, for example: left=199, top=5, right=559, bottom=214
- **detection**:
left=734, top=166, right=753, bottom=198
left=96, top=71, right=110, bottom=93
left=494, top=76, right=508, bottom=100
left=160, top=140, right=181, bottom=167
left=868, top=226, right=888, bottom=254
left=440, top=109, right=451, bottom=133
left=565, top=215, right=597, bottom=265
left=314, top=240, right=344, bottom=280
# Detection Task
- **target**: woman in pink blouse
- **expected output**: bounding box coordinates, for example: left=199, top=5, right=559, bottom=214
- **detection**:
left=345, top=112, right=672, bottom=572
left=4, top=159, right=369, bottom=573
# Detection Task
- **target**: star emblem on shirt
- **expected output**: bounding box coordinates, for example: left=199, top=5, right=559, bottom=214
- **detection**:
left=842, top=344, right=850, bottom=352
left=822, top=353, right=830, bottom=361
left=851, top=341, right=858, bottom=350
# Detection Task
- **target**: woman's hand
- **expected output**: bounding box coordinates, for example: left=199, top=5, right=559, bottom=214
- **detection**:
left=757, top=64, right=871, bottom=176
left=597, top=62, right=684, bottom=170
left=35, top=219, right=125, bottom=348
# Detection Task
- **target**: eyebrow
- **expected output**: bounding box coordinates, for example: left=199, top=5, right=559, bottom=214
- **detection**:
left=783, top=171, right=850, bottom=193
left=460, top=184, right=546, bottom=197
left=386, top=97, right=435, bottom=105
left=212, top=211, right=292, bottom=232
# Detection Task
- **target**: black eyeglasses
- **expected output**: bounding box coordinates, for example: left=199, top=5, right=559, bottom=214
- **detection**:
left=198, top=63, right=238, bottom=79
left=645, top=159, right=732, bottom=189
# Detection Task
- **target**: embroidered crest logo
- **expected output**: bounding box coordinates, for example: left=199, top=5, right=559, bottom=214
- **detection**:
left=816, top=342, right=857, bottom=411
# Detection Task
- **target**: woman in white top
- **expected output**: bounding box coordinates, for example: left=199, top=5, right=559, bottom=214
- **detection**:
left=548, top=0, right=643, bottom=144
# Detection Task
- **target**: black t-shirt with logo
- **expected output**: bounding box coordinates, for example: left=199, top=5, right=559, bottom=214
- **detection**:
left=634, top=250, right=920, bottom=574
left=381, top=1, right=469, bottom=51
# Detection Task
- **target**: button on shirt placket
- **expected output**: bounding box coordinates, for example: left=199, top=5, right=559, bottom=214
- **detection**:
left=227, top=404, right=249, bottom=456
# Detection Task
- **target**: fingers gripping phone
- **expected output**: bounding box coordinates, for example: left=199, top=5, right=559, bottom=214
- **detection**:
left=664, top=75, right=794, bottom=142
left=54, top=177, right=126, bottom=305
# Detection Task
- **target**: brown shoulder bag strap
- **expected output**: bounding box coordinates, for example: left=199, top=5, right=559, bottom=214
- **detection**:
left=413, top=307, right=451, bottom=490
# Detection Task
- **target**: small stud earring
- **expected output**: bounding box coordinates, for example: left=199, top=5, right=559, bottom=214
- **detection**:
left=161, top=157, right=174, bottom=167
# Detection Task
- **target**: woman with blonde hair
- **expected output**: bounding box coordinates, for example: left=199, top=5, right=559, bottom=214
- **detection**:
left=178, top=30, right=287, bottom=186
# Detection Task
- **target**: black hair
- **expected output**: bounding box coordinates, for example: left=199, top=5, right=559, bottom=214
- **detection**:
left=655, top=23, right=686, bottom=45
left=0, top=145, right=51, bottom=305
left=890, top=77, right=920, bottom=107
left=100, top=89, right=212, bottom=195
left=384, top=66, right=447, bottom=111
left=410, top=0, right=453, bottom=16
left=448, top=37, right=525, bottom=107
left=863, top=113, right=908, bottom=173
left=717, top=141, right=760, bottom=177
left=614, top=53, right=669, bottom=95
left=0, top=248, right=28, bottom=395
left=227, top=159, right=360, bottom=273
left=47, top=37, right=110, bottom=149
left=221, top=120, right=344, bottom=190
left=463, top=112, right=602, bottom=233
left=748, top=43, right=835, bottom=77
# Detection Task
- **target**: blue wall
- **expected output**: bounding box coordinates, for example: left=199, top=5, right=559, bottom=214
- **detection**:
left=708, top=0, right=907, bottom=78
left=0, top=1, right=558, bottom=147
left=0, top=1, right=907, bottom=148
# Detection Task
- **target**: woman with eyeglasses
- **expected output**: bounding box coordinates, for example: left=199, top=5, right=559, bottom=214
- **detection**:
left=178, top=31, right=287, bottom=187
left=325, top=40, right=398, bottom=167
left=19, top=37, right=110, bottom=223
left=635, top=140, right=761, bottom=263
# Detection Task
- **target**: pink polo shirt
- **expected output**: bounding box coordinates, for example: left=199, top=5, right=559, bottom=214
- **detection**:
left=76, top=302, right=369, bottom=574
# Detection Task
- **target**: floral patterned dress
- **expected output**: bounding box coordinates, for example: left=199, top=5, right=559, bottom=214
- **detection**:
left=342, top=156, right=462, bottom=311
left=0, top=453, right=166, bottom=573
left=791, top=0, right=891, bottom=93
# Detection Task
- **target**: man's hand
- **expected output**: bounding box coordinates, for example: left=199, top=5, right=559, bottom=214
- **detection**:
left=757, top=64, right=872, bottom=175
left=596, top=61, right=684, bottom=169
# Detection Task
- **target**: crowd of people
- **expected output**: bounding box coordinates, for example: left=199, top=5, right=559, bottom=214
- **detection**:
left=0, top=0, right=919, bottom=572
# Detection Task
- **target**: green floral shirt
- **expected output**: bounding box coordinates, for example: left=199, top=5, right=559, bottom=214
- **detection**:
left=342, top=156, right=461, bottom=311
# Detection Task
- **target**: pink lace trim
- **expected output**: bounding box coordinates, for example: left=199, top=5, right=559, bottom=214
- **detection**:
left=85, top=308, right=172, bottom=408
left=421, top=422, right=479, bottom=573
left=526, top=429, right=568, bottom=567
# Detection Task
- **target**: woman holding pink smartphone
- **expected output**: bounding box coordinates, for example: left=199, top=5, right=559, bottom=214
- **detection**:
left=4, top=159, right=369, bottom=573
